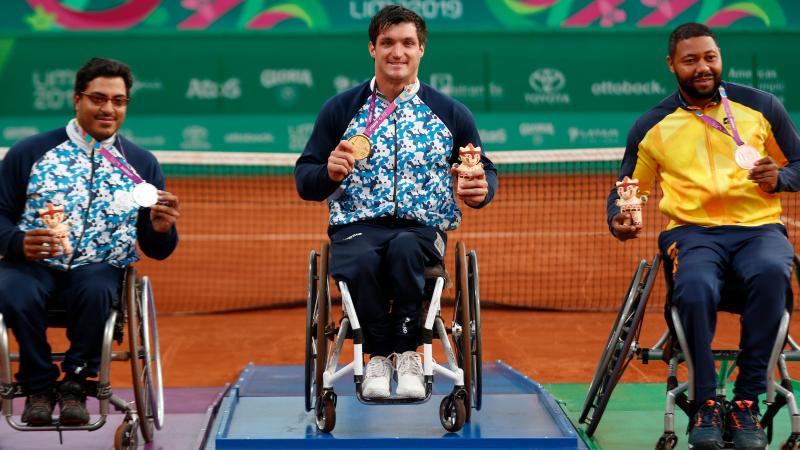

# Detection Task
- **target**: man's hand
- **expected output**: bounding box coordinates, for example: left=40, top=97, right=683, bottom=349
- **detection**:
left=611, top=213, right=642, bottom=241
left=23, top=228, right=62, bottom=261
left=150, top=191, right=180, bottom=233
left=327, top=140, right=356, bottom=182
left=748, top=156, right=779, bottom=193
left=452, top=165, right=489, bottom=207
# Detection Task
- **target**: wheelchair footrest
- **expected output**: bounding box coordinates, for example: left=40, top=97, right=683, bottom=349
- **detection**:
left=1, top=382, right=23, bottom=399
left=355, top=382, right=433, bottom=405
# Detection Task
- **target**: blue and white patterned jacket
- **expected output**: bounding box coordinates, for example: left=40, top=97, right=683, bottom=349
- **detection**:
left=0, top=121, right=178, bottom=270
left=295, top=79, right=497, bottom=232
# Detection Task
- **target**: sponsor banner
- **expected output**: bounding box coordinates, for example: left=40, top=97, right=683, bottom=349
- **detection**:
left=4, top=1, right=800, bottom=33
left=0, top=116, right=317, bottom=153
left=0, top=33, right=797, bottom=115
left=0, top=113, right=634, bottom=152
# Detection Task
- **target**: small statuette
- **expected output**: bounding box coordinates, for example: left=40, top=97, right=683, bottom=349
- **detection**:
left=347, top=134, right=372, bottom=160
left=734, top=144, right=761, bottom=170
left=132, top=182, right=159, bottom=208
left=615, top=176, right=648, bottom=227
left=452, top=143, right=484, bottom=181
left=38, top=202, right=72, bottom=255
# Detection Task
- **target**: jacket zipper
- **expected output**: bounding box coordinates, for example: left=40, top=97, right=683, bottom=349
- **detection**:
left=392, top=113, right=398, bottom=218
left=67, top=148, right=97, bottom=270
left=702, top=104, right=729, bottom=222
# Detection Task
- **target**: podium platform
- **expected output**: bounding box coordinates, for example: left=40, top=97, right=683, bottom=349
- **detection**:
left=206, top=361, right=587, bottom=449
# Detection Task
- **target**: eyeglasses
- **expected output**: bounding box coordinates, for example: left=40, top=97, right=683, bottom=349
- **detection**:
left=80, top=92, right=130, bottom=108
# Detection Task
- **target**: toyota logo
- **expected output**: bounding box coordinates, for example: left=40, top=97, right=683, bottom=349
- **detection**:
left=529, top=68, right=566, bottom=94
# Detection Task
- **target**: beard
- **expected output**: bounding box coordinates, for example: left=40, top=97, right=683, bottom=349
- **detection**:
left=676, top=70, right=721, bottom=101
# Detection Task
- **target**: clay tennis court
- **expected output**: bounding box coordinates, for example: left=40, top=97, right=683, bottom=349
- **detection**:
left=20, top=310, right=797, bottom=390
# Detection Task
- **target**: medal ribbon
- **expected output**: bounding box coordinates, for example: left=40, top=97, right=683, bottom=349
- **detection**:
left=98, top=148, right=144, bottom=184
left=690, top=86, right=744, bottom=146
left=362, top=81, right=419, bottom=138
left=74, top=121, right=143, bottom=184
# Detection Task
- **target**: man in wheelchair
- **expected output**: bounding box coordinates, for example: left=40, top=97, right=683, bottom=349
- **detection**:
left=295, top=5, right=497, bottom=400
left=0, top=58, right=180, bottom=426
left=608, top=23, right=800, bottom=450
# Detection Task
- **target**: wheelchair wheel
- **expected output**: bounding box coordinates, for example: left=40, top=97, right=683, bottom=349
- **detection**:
left=114, top=418, right=138, bottom=450
left=315, top=390, right=336, bottom=433
left=656, top=433, right=678, bottom=450
left=314, top=243, right=331, bottom=417
left=468, top=250, right=483, bottom=411
left=304, top=249, right=318, bottom=412
left=127, top=273, right=164, bottom=442
left=453, top=241, right=474, bottom=421
left=439, top=392, right=466, bottom=432
left=579, top=254, right=660, bottom=436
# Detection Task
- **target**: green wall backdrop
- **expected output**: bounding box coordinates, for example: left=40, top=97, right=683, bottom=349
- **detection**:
left=2, top=1, right=799, bottom=152
left=0, top=29, right=797, bottom=152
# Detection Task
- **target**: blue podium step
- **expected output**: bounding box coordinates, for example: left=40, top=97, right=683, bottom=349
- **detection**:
left=207, top=361, right=586, bottom=449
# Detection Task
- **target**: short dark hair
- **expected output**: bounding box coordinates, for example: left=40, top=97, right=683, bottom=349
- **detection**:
left=368, top=5, right=427, bottom=46
left=74, top=57, right=134, bottom=96
left=668, top=22, right=717, bottom=57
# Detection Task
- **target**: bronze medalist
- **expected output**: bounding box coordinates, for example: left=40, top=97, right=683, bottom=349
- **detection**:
left=347, top=134, right=372, bottom=160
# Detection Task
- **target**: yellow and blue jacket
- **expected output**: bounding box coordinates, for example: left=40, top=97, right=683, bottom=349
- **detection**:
left=607, top=81, right=800, bottom=231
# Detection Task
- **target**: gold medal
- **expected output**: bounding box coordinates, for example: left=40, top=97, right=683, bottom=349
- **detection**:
left=347, top=134, right=372, bottom=160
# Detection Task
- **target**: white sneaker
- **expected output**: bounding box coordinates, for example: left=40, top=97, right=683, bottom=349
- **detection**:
left=361, top=356, right=392, bottom=399
left=395, top=351, right=425, bottom=399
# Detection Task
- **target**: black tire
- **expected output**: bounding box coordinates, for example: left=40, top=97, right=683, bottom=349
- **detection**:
left=304, top=249, right=318, bottom=412
left=580, top=254, right=660, bottom=437
left=453, top=241, right=473, bottom=421
left=468, top=250, right=482, bottom=411
left=439, top=393, right=466, bottom=432
left=579, top=260, right=646, bottom=424
left=315, top=243, right=331, bottom=409
left=315, top=392, right=336, bottom=433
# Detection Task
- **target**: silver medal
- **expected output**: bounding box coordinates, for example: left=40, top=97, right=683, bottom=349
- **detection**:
left=132, top=182, right=158, bottom=208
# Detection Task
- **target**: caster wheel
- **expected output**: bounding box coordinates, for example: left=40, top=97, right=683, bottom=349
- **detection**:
left=114, top=420, right=139, bottom=450
left=439, top=394, right=466, bottom=432
left=315, top=392, right=336, bottom=433
left=655, top=433, right=678, bottom=450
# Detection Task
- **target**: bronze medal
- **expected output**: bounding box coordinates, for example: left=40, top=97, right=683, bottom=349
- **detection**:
left=348, top=134, right=372, bottom=160
left=734, top=144, right=760, bottom=170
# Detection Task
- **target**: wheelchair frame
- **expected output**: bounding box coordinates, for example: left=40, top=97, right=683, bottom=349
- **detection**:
left=304, top=240, right=482, bottom=433
left=580, top=254, right=800, bottom=450
left=0, top=267, right=164, bottom=450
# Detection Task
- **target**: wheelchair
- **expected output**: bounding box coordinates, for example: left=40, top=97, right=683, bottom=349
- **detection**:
left=304, top=240, right=482, bottom=433
left=0, top=267, right=163, bottom=450
left=580, top=254, right=800, bottom=449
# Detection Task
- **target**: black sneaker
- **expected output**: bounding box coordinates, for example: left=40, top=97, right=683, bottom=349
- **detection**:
left=688, top=399, right=725, bottom=450
left=57, top=379, right=89, bottom=425
left=20, top=390, right=55, bottom=426
left=728, top=400, right=768, bottom=450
